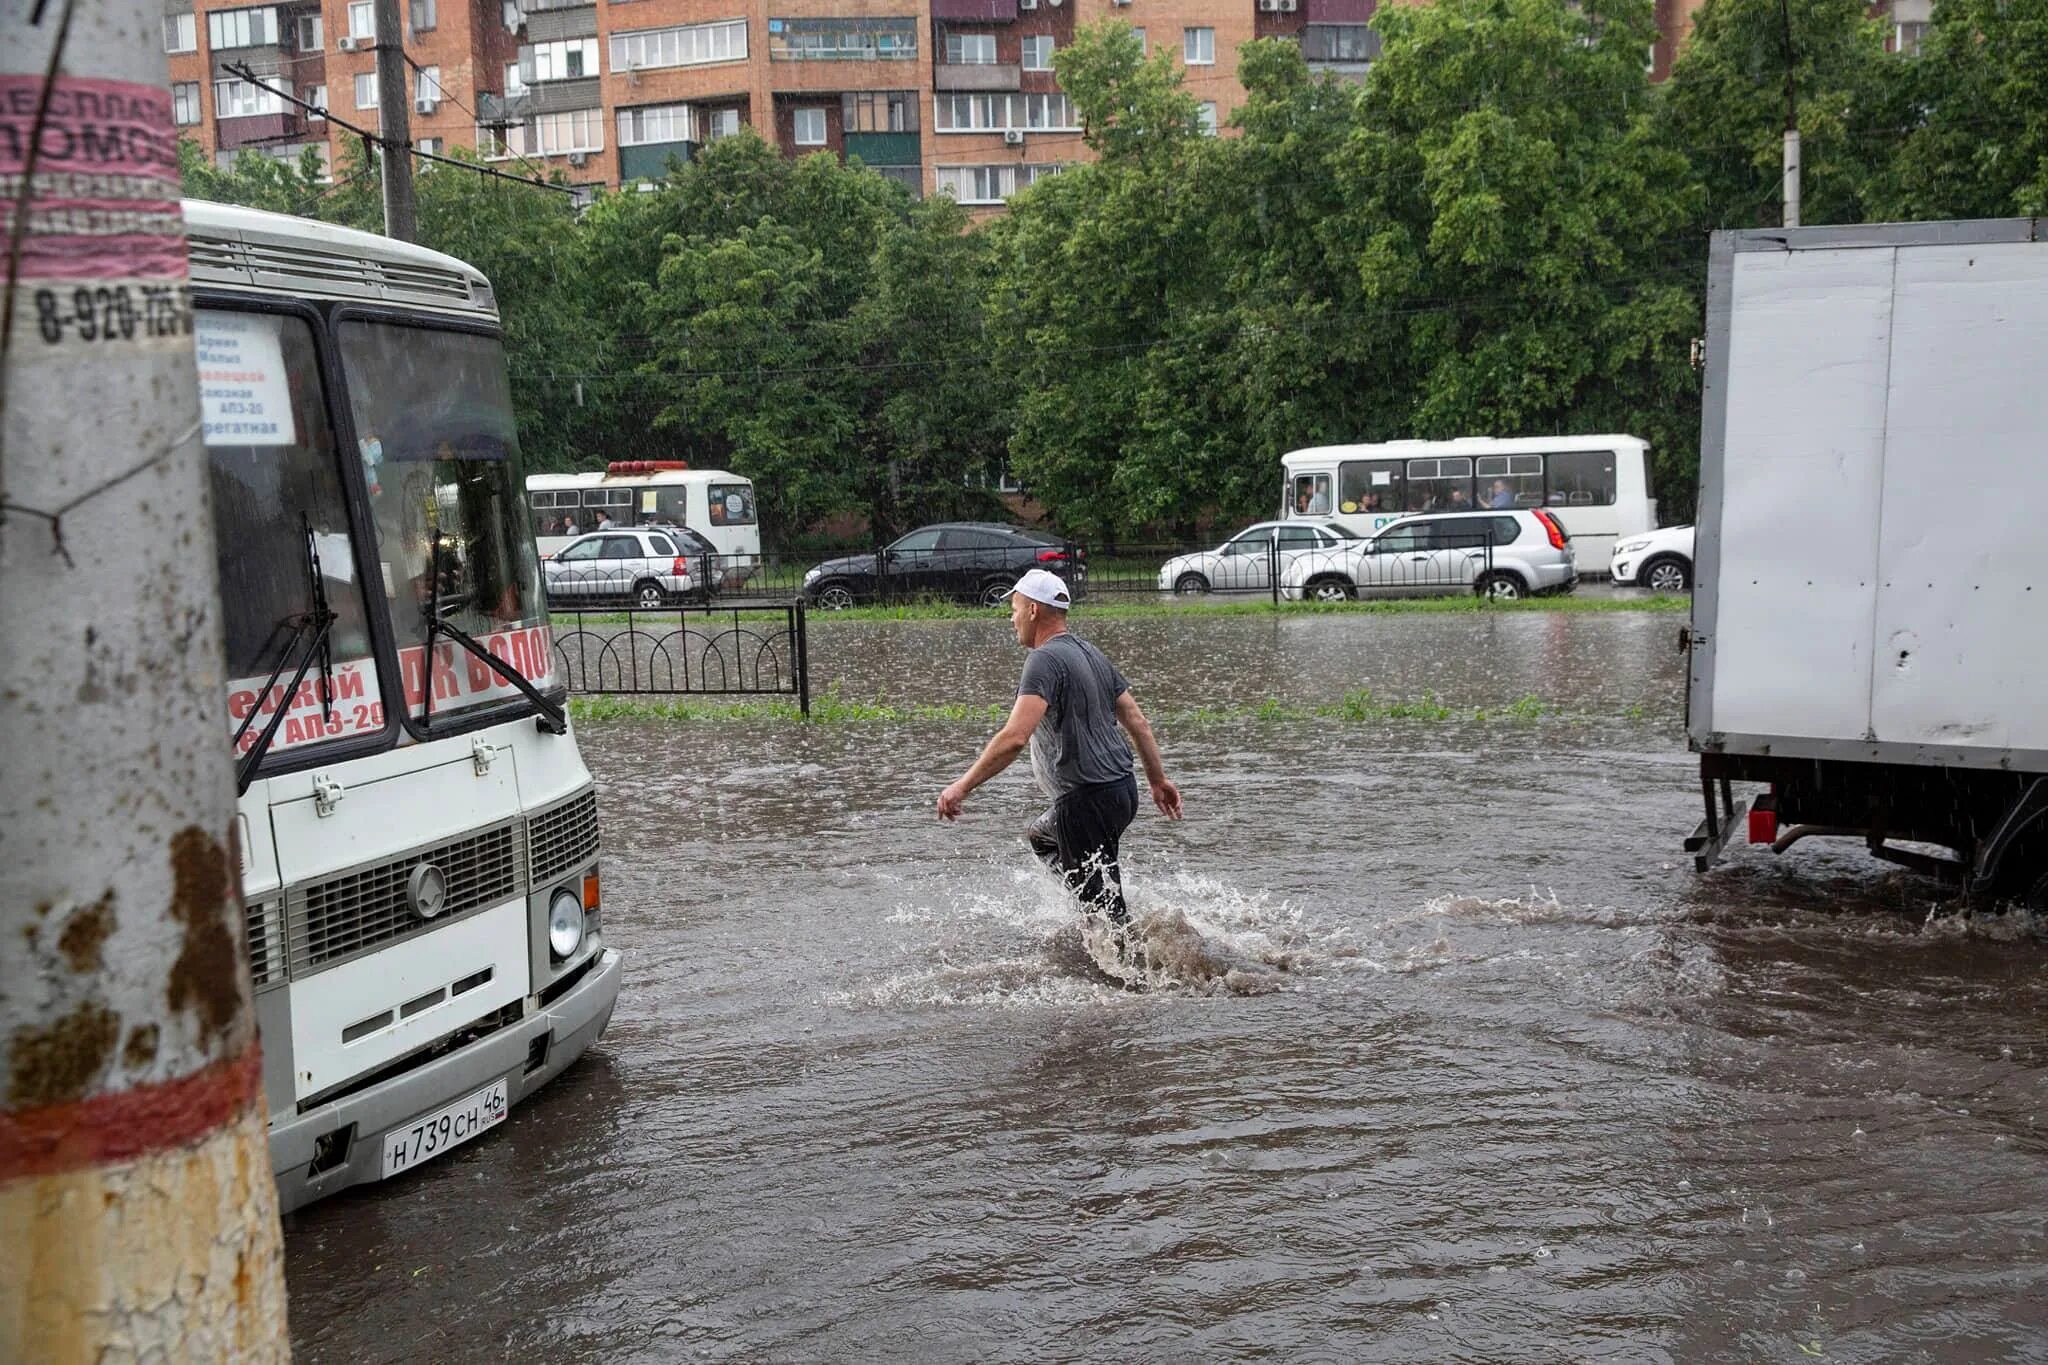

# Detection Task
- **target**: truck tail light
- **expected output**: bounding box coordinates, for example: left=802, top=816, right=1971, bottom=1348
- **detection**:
left=1533, top=509, right=1567, bottom=550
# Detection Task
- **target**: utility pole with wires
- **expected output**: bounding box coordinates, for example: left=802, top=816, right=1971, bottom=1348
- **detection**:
left=374, top=0, right=416, bottom=241
left=1778, top=0, right=1802, bottom=228
left=0, top=0, right=290, bottom=1356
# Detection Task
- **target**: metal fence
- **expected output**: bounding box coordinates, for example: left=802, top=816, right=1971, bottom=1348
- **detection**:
left=1075, top=529, right=1511, bottom=602
left=551, top=601, right=810, bottom=714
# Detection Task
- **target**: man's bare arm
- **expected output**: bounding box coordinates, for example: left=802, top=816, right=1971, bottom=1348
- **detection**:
left=1115, top=691, right=1183, bottom=820
left=938, top=693, right=1048, bottom=820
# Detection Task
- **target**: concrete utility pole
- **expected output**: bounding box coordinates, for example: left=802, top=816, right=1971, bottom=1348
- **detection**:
left=1778, top=0, right=1802, bottom=228
left=0, top=0, right=291, bottom=1358
left=374, top=0, right=416, bottom=241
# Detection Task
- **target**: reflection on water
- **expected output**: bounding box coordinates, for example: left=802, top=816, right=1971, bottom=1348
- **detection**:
left=284, top=612, right=2048, bottom=1362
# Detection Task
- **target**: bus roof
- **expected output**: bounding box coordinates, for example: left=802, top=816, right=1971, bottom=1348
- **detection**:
left=183, top=199, right=497, bottom=320
left=1282, top=435, right=1648, bottom=467
left=523, top=468, right=748, bottom=487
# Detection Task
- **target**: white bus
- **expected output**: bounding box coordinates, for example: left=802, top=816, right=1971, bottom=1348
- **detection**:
left=188, top=201, right=620, bottom=1211
left=1279, top=435, right=1657, bottom=568
left=528, top=463, right=761, bottom=588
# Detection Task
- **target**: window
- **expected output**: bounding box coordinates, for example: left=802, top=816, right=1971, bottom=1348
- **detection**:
left=1276, top=526, right=1324, bottom=549
left=707, top=483, right=756, bottom=526
left=337, top=321, right=550, bottom=723
left=934, top=92, right=1078, bottom=132
left=504, top=62, right=526, bottom=97
left=618, top=103, right=695, bottom=146
left=1338, top=460, right=1404, bottom=514
left=1544, top=450, right=1616, bottom=507
left=296, top=13, right=321, bottom=50
left=1132, top=26, right=1146, bottom=54
left=410, top=0, right=436, bottom=32
left=1184, top=27, right=1214, bottom=64
left=1302, top=23, right=1379, bottom=62
left=208, top=7, right=279, bottom=50
left=535, top=108, right=604, bottom=154
left=935, top=163, right=1061, bottom=204
left=842, top=91, right=918, bottom=133
left=305, top=84, right=327, bottom=118
left=610, top=20, right=748, bottom=72
left=1405, top=456, right=1472, bottom=510
left=523, top=38, right=600, bottom=82
left=1021, top=35, right=1053, bottom=70
left=417, top=137, right=442, bottom=156
left=1475, top=454, right=1543, bottom=509
left=1290, top=473, right=1332, bottom=516
left=164, top=13, right=196, bottom=52
left=1893, top=20, right=1927, bottom=53
left=645, top=533, right=678, bottom=556
left=200, top=311, right=382, bottom=758
left=214, top=77, right=286, bottom=118
left=479, top=121, right=534, bottom=160
left=944, top=32, right=997, bottom=64
left=355, top=72, right=378, bottom=109
left=793, top=107, right=826, bottom=146
left=416, top=65, right=442, bottom=104
left=348, top=0, right=373, bottom=39
left=769, top=17, right=916, bottom=60
left=705, top=108, right=741, bottom=139
left=1368, top=525, right=1429, bottom=555
left=172, top=83, right=202, bottom=125
left=1197, top=101, right=1218, bottom=134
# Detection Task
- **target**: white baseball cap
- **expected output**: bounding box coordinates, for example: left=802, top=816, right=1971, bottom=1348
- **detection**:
left=1006, top=567, right=1072, bottom=610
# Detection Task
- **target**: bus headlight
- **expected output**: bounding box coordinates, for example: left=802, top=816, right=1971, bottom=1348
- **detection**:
left=548, top=888, right=585, bottom=960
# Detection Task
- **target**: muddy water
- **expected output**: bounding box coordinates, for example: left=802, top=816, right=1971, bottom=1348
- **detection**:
left=284, top=612, right=2048, bottom=1362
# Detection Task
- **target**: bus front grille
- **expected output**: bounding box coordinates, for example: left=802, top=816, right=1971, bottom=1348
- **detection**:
left=528, top=787, right=600, bottom=888
left=285, top=821, right=526, bottom=975
left=245, top=898, right=284, bottom=990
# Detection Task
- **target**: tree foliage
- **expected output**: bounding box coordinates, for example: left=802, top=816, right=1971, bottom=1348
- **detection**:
left=178, top=0, right=2045, bottom=541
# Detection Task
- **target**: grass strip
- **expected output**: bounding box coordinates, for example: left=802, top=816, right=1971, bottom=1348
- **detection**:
left=554, top=593, right=1689, bottom=628
left=570, top=688, right=1661, bottom=727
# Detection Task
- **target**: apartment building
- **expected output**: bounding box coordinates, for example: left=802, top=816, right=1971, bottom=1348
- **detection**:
left=164, top=0, right=1708, bottom=211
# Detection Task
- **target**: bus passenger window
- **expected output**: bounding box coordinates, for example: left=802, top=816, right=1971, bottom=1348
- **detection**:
left=708, top=482, right=756, bottom=526
left=1339, top=461, right=1401, bottom=514
left=1291, top=474, right=1331, bottom=516
left=1545, top=451, right=1616, bottom=507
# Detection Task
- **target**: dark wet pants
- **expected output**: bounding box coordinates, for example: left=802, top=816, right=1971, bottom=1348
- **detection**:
left=1027, top=775, right=1139, bottom=925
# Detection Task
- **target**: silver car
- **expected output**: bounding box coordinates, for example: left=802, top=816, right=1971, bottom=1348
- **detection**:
left=1155, top=519, right=1356, bottom=594
left=543, top=528, right=699, bottom=609
left=1280, top=510, right=1577, bottom=602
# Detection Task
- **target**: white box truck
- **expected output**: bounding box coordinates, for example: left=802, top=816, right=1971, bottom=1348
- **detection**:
left=1685, top=218, right=2048, bottom=908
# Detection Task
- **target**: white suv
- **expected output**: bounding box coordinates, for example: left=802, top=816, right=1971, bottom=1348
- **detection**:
left=543, top=528, right=700, bottom=609
left=1610, top=525, right=1694, bottom=592
left=1280, top=509, right=1577, bottom=602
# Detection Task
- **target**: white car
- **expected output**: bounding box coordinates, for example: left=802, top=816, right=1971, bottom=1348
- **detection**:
left=543, top=528, right=700, bottom=609
left=1156, top=520, right=1356, bottom=594
left=1280, top=510, right=1577, bottom=601
left=1610, top=525, right=1694, bottom=592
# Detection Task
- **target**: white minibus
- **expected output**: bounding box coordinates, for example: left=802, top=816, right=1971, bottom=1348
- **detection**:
left=1279, top=435, right=1657, bottom=568
left=528, top=463, right=761, bottom=588
left=189, top=201, right=620, bottom=1210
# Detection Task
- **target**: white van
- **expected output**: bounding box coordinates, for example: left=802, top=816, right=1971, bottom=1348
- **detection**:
left=528, top=463, right=760, bottom=588
left=1279, top=435, right=1656, bottom=570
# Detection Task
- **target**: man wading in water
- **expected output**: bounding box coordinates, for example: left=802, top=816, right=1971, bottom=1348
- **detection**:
left=937, top=569, right=1183, bottom=939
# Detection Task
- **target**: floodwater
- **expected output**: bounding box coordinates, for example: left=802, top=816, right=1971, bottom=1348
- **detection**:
left=284, top=610, right=2048, bottom=1362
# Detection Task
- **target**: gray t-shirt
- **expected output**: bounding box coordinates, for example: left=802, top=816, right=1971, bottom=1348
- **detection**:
left=1018, top=632, right=1134, bottom=799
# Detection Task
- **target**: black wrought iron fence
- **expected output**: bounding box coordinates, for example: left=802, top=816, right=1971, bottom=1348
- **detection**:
left=551, top=601, right=810, bottom=714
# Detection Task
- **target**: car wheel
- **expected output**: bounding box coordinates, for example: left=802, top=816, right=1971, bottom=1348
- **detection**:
left=1476, top=571, right=1526, bottom=601
left=979, top=579, right=1013, bottom=608
left=814, top=582, right=857, bottom=611
left=634, top=580, right=667, bottom=610
left=1643, top=557, right=1692, bottom=593
left=1173, top=572, right=1211, bottom=595
left=1307, top=576, right=1354, bottom=603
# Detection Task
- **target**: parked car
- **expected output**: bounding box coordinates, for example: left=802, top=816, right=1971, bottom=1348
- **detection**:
left=1280, top=510, right=1577, bottom=602
left=1155, top=520, right=1357, bottom=594
left=1610, top=524, right=1694, bottom=592
left=543, top=527, right=699, bottom=609
left=801, top=523, right=1085, bottom=609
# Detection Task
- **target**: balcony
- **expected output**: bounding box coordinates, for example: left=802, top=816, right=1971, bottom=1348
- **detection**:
left=477, top=90, right=534, bottom=124
left=931, top=0, right=1017, bottom=20
left=528, top=76, right=600, bottom=113
left=843, top=130, right=919, bottom=166
left=619, top=140, right=697, bottom=181
left=526, top=6, right=596, bottom=42
left=216, top=112, right=303, bottom=151
left=1304, top=0, right=1375, bottom=20
left=934, top=62, right=1020, bottom=91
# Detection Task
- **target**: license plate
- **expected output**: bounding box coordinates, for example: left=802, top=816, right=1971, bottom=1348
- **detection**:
left=381, top=1078, right=508, bottom=1178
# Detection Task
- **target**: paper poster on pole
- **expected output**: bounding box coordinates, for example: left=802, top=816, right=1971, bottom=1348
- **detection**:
left=197, top=312, right=294, bottom=446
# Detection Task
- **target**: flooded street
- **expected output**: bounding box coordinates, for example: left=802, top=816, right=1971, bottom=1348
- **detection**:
left=284, top=611, right=2048, bottom=1361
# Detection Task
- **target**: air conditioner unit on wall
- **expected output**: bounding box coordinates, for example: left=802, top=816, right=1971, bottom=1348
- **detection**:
left=1002, top=128, right=1024, bottom=146
left=415, top=98, right=438, bottom=114
left=567, top=150, right=588, bottom=166
left=336, top=35, right=358, bottom=50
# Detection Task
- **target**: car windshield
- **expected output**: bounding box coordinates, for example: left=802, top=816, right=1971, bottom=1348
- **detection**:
left=337, top=320, right=552, bottom=723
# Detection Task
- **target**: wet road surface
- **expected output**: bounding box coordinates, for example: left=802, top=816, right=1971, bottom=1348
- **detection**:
left=284, top=610, right=2048, bottom=1362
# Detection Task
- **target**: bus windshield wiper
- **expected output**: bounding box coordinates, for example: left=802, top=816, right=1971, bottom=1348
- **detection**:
left=420, top=531, right=567, bottom=736
left=233, top=517, right=338, bottom=795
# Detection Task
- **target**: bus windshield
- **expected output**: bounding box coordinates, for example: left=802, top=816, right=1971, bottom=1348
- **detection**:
left=336, top=319, right=551, bottom=722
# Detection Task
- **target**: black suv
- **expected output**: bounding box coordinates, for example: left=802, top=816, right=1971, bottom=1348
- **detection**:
left=801, top=523, right=1086, bottom=609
